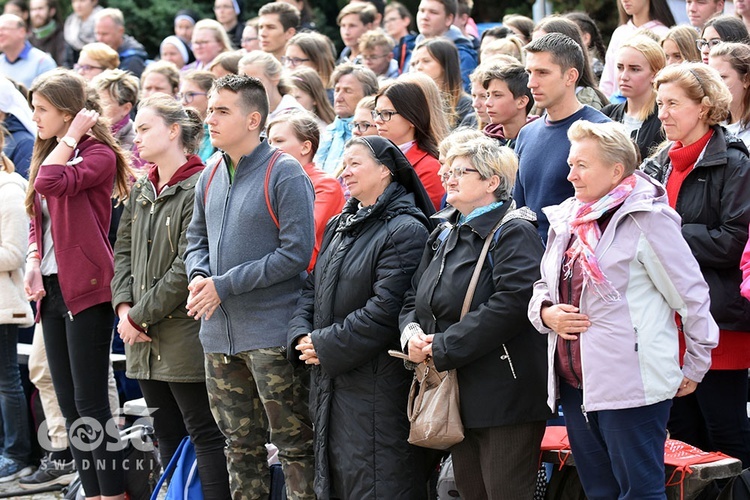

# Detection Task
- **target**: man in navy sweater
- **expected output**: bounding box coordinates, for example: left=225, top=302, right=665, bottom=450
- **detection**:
left=514, top=33, right=610, bottom=242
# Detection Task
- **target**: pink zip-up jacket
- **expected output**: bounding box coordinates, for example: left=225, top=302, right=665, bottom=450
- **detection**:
left=528, top=171, right=718, bottom=413
left=30, top=135, right=116, bottom=317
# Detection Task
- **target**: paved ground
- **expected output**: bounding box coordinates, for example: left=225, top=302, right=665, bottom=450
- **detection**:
left=0, top=478, right=64, bottom=499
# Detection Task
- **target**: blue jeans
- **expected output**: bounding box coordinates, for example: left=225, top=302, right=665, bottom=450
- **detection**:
left=559, top=382, right=671, bottom=500
left=0, top=324, right=30, bottom=463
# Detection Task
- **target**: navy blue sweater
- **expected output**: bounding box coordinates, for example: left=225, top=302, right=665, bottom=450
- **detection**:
left=513, top=106, right=610, bottom=242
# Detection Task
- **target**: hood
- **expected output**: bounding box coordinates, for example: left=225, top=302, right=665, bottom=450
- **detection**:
left=339, top=182, right=430, bottom=233
left=0, top=169, right=28, bottom=193
left=483, top=123, right=505, bottom=140
left=415, top=25, right=474, bottom=49
left=544, top=170, right=668, bottom=234
left=3, top=114, right=35, bottom=137
left=443, top=25, right=477, bottom=49
left=147, top=154, right=205, bottom=193
left=119, top=35, right=148, bottom=58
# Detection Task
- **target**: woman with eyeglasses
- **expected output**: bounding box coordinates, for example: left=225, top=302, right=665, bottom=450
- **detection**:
left=284, top=33, right=336, bottom=101
left=642, top=62, right=750, bottom=469
left=403, top=136, right=550, bottom=498
left=238, top=51, right=305, bottom=124
left=75, top=42, right=119, bottom=81
left=183, top=19, right=232, bottom=72
left=699, top=15, right=749, bottom=64
left=288, top=135, right=434, bottom=499
left=350, top=96, right=378, bottom=138
left=374, top=79, right=447, bottom=210
left=179, top=70, right=216, bottom=162
left=290, top=67, right=335, bottom=130
left=709, top=43, right=750, bottom=147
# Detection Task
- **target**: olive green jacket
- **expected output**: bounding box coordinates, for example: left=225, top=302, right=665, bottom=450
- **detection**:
left=112, top=168, right=205, bottom=382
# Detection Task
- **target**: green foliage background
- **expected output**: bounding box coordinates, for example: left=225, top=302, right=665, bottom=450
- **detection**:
left=9, top=0, right=618, bottom=57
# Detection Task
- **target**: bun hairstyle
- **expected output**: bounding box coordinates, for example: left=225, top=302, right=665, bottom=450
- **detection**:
left=138, top=94, right=204, bottom=154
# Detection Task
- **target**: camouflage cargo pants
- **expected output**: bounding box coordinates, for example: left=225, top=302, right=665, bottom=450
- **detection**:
left=205, top=349, right=314, bottom=500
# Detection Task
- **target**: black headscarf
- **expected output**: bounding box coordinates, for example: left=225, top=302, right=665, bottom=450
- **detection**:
left=352, top=136, right=437, bottom=220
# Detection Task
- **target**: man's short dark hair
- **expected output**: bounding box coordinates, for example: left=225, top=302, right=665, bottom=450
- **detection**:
left=211, top=75, right=270, bottom=130
left=482, top=63, right=533, bottom=114
left=258, top=2, right=300, bottom=32
left=337, top=2, right=377, bottom=26
left=431, top=0, right=458, bottom=19
left=524, top=32, right=583, bottom=77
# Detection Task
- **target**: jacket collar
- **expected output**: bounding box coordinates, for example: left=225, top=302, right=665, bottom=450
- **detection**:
left=435, top=200, right=512, bottom=239
left=545, top=170, right=665, bottom=236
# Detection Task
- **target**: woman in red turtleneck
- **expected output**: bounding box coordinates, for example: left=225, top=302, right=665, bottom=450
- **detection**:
left=642, top=63, right=750, bottom=467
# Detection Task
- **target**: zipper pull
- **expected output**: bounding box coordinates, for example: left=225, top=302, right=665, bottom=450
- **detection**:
left=581, top=404, right=589, bottom=424
left=67, top=311, right=74, bottom=321
left=166, top=216, right=170, bottom=227
left=150, top=203, right=155, bottom=215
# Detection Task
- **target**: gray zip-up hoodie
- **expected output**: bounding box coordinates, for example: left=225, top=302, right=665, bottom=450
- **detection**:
left=185, top=140, right=315, bottom=354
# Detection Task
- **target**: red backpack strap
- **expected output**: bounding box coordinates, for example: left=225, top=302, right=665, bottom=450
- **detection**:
left=264, top=149, right=284, bottom=229
left=202, top=154, right=224, bottom=206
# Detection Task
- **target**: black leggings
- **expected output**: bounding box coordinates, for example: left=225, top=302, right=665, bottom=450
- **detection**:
left=138, top=379, right=230, bottom=499
left=41, top=275, right=124, bottom=497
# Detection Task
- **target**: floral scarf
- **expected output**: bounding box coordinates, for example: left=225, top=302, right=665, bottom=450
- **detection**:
left=564, top=174, right=637, bottom=302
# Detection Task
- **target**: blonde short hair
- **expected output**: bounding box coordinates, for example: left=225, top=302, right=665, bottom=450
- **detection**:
left=567, top=121, right=639, bottom=175
left=80, top=42, right=120, bottom=70
left=445, top=136, right=517, bottom=200
left=654, top=62, right=732, bottom=126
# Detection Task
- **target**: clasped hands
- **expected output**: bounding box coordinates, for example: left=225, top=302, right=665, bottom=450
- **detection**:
left=296, top=335, right=319, bottom=365
left=541, top=304, right=697, bottom=397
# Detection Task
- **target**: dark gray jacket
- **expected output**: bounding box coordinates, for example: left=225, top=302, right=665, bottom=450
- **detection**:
left=186, top=141, right=315, bottom=354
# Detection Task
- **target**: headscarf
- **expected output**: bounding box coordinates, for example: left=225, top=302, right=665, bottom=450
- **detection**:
left=564, top=174, right=637, bottom=302
left=0, top=77, right=36, bottom=136
left=354, top=135, right=436, bottom=220
left=160, top=36, right=195, bottom=66
left=174, top=10, right=198, bottom=28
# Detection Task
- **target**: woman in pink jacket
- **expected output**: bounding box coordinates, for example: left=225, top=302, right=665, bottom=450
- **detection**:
left=529, top=120, right=717, bottom=500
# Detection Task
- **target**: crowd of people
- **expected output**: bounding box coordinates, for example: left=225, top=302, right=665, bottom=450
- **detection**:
left=0, top=0, right=748, bottom=498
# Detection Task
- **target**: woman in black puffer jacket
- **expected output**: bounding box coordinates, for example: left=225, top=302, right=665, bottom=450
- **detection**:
left=288, top=136, right=434, bottom=500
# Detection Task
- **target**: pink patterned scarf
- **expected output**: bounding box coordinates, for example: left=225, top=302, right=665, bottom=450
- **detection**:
left=564, top=174, right=638, bottom=302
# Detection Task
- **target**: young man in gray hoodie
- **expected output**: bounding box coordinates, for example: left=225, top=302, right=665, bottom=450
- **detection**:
left=185, top=74, right=316, bottom=499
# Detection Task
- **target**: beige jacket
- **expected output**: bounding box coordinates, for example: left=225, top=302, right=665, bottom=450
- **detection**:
left=0, top=170, right=33, bottom=327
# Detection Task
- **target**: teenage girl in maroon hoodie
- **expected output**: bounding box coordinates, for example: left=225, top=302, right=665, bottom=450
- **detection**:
left=24, top=69, right=131, bottom=500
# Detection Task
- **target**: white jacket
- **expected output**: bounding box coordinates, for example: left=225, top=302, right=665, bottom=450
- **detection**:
left=0, top=171, right=33, bottom=326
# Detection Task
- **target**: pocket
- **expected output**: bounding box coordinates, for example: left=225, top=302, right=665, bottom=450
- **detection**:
left=55, top=246, right=105, bottom=299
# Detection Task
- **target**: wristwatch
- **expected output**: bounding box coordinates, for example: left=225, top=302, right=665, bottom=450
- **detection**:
left=60, top=136, right=77, bottom=149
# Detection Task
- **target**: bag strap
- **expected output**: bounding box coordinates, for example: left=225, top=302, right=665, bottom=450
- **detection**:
left=202, top=154, right=223, bottom=206
left=461, top=217, right=505, bottom=318
left=264, top=149, right=284, bottom=229
left=202, top=149, right=283, bottom=231
left=150, top=435, right=190, bottom=500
